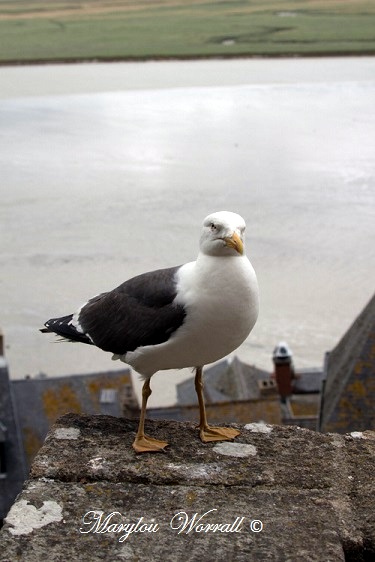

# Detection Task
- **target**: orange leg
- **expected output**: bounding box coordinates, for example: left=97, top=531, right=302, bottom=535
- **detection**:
left=132, top=378, right=168, bottom=453
left=195, top=366, right=240, bottom=443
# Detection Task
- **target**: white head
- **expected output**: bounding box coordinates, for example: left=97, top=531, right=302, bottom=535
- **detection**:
left=199, top=211, right=247, bottom=257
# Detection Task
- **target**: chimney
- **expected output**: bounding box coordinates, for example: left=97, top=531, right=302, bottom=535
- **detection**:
left=273, top=341, right=294, bottom=402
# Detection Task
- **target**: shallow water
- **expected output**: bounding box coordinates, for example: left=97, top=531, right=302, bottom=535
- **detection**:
left=0, top=58, right=374, bottom=406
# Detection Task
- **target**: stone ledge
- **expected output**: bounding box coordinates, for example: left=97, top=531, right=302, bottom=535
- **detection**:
left=0, top=414, right=374, bottom=561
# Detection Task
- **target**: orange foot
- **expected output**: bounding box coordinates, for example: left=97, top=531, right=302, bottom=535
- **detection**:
left=132, top=434, right=169, bottom=453
left=199, top=426, right=240, bottom=443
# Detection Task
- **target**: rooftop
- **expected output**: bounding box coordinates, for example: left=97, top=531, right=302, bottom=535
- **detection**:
left=320, top=292, right=375, bottom=433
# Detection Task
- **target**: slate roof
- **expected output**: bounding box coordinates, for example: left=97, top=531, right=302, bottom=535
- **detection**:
left=176, top=355, right=323, bottom=407
left=176, top=357, right=270, bottom=405
left=320, top=292, right=375, bottom=432
left=292, top=368, right=324, bottom=394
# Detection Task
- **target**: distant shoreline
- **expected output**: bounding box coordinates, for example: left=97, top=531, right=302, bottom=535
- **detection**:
left=1, top=51, right=375, bottom=68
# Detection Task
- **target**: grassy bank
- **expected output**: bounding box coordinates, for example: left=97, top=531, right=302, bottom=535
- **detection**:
left=0, top=0, right=374, bottom=63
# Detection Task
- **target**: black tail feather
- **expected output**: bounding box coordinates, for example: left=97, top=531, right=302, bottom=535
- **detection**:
left=41, top=314, right=93, bottom=345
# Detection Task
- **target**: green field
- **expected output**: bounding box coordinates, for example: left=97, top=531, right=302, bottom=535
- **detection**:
left=0, top=0, right=374, bottom=63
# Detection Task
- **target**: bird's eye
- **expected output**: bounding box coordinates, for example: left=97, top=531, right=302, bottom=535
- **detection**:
left=210, top=223, right=217, bottom=231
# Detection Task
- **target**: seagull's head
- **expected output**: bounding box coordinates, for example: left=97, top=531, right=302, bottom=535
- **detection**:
left=199, top=211, right=246, bottom=257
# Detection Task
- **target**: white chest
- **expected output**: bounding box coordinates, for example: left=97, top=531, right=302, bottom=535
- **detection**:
left=174, top=255, right=259, bottom=355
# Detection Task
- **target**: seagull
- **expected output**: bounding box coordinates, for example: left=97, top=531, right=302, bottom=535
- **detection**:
left=41, top=211, right=259, bottom=453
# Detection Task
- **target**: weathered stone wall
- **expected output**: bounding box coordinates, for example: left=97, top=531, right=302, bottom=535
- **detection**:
left=0, top=414, right=374, bottom=561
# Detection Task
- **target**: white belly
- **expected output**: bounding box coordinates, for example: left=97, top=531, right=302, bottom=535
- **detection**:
left=123, top=254, right=259, bottom=377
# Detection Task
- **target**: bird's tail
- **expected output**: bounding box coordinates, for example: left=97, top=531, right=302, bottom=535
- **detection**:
left=40, top=314, right=92, bottom=345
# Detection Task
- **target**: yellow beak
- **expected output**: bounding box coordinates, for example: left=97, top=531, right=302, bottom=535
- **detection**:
left=224, top=232, right=244, bottom=255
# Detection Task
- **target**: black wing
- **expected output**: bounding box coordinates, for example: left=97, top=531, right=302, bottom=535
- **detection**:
left=43, top=266, right=186, bottom=355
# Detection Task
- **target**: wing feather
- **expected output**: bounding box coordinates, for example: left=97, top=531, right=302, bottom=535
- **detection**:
left=78, top=265, right=186, bottom=354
